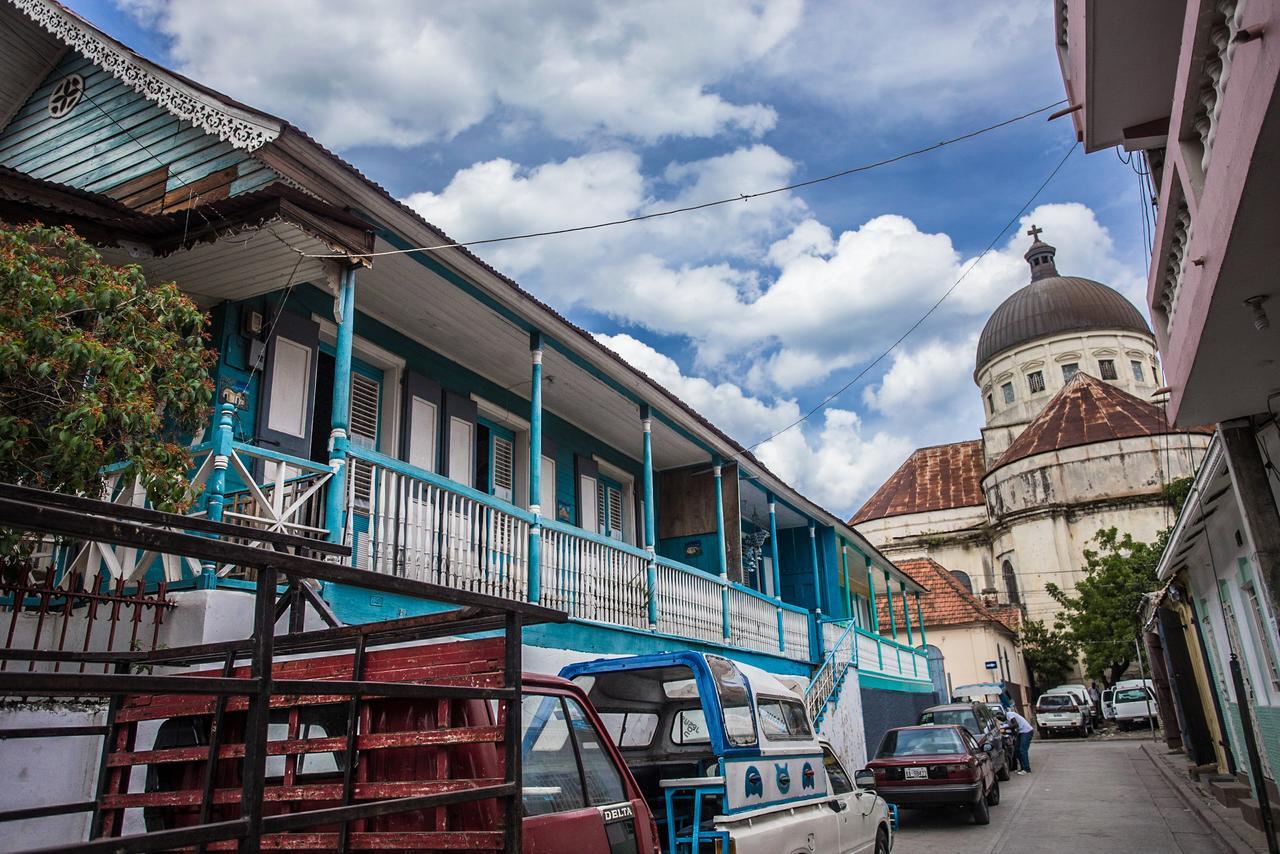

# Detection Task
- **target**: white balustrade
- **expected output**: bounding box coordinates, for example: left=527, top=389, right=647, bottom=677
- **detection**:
left=781, top=608, right=811, bottom=661
left=541, top=523, right=649, bottom=629
left=726, top=585, right=779, bottom=654
left=655, top=559, right=724, bottom=644
left=349, top=447, right=530, bottom=602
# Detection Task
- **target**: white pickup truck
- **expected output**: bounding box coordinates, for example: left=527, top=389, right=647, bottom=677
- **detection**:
left=562, top=652, right=894, bottom=854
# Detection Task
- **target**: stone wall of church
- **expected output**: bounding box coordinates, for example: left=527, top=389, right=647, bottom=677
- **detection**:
left=975, top=330, right=1162, bottom=466
left=855, top=504, right=993, bottom=591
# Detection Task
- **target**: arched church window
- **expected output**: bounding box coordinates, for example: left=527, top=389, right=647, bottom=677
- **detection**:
left=950, top=570, right=973, bottom=593
left=1001, top=560, right=1021, bottom=605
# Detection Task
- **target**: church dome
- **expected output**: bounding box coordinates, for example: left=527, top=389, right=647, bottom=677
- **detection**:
left=975, top=228, right=1152, bottom=372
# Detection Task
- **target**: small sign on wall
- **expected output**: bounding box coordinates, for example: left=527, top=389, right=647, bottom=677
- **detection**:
left=984, top=660, right=998, bottom=670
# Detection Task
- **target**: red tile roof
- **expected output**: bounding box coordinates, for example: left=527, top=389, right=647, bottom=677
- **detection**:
left=877, top=558, right=1017, bottom=633
left=988, top=372, right=1212, bottom=472
left=850, top=441, right=985, bottom=524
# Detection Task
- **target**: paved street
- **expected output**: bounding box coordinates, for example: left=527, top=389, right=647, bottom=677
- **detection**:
left=890, top=739, right=1227, bottom=854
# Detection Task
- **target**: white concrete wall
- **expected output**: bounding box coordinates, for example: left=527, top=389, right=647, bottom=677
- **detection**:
left=892, top=623, right=1029, bottom=712
left=976, top=329, right=1162, bottom=465
left=819, top=667, right=867, bottom=772
left=0, top=701, right=106, bottom=852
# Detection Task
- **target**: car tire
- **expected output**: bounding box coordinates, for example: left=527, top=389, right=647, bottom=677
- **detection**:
left=875, top=827, right=890, bottom=854
left=997, top=758, right=1011, bottom=781
left=972, top=792, right=991, bottom=825
left=1078, top=724, right=1088, bottom=738
left=987, top=780, right=1001, bottom=806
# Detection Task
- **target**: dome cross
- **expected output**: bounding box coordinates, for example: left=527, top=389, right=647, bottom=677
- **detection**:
left=1027, top=224, right=1044, bottom=240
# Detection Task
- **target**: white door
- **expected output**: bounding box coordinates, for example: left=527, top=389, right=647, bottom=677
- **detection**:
left=539, top=455, right=555, bottom=517
left=448, top=417, right=474, bottom=486
left=579, top=475, right=598, bottom=533
left=406, top=396, right=438, bottom=473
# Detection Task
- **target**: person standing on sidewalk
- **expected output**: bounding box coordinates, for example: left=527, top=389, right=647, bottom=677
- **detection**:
left=1006, top=708, right=1035, bottom=774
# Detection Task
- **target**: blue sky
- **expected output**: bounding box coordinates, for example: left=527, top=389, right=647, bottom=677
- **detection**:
left=67, top=0, right=1150, bottom=518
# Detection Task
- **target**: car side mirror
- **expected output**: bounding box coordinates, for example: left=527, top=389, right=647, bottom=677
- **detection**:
left=983, top=741, right=995, bottom=752
left=854, top=769, right=877, bottom=790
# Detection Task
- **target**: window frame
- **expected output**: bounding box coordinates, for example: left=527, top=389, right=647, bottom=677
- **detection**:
left=1001, top=382, right=1015, bottom=405
left=1130, top=360, right=1145, bottom=383
left=1098, top=358, right=1118, bottom=380
left=1027, top=370, right=1045, bottom=394
left=1061, top=362, right=1079, bottom=382
left=757, top=696, right=813, bottom=742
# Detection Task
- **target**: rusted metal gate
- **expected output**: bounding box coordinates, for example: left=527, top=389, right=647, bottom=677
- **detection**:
left=0, top=483, right=565, bottom=853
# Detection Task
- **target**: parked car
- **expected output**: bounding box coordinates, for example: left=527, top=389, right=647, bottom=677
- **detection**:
left=1101, top=688, right=1116, bottom=722
left=564, top=652, right=894, bottom=854
left=986, top=705, right=1020, bottom=761
left=866, top=725, right=1000, bottom=825
left=1050, top=683, right=1098, bottom=728
left=1113, top=686, right=1159, bottom=730
left=1035, top=691, right=1090, bottom=738
left=119, top=641, right=663, bottom=853
left=917, top=702, right=1011, bottom=781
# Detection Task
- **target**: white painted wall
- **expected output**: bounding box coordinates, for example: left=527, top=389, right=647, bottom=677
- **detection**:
left=819, top=668, right=868, bottom=772
left=0, top=702, right=105, bottom=852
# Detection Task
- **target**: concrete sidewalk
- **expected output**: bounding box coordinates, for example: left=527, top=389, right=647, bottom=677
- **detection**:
left=1139, top=742, right=1272, bottom=854
left=891, top=740, right=1228, bottom=853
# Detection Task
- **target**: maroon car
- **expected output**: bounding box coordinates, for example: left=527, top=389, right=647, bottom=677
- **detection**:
left=866, top=724, right=1000, bottom=825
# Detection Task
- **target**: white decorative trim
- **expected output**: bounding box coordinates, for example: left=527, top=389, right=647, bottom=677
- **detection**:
left=642, top=417, right=652, bottom=433
left=13, top=0, right=280, bottom=151
left=713, top=465, right=722, bottom=478
left=531, top=349, right=543, bottom=365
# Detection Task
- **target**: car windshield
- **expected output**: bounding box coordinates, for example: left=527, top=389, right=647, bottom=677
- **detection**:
left=1037, top=694, right=1074, bottom=709
left=1115, top=689, right=1150, bottom=703
left=919, top=709, right=978, bottom=734
left=878, top=728, right=965, bottom=757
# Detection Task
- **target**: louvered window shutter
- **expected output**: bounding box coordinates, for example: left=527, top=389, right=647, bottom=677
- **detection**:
left=607, top=486, right=624, bottom=541
left=492, top=435, right=515, bottom=502
left=348, top=372, right=380, bottom=504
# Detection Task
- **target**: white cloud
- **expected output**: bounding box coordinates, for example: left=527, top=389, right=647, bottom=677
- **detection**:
left=122, top=0, right=801, bottom=147
left=761, top=0, right=1059, bottom=125
left=594, top=333, right=912, bottom=515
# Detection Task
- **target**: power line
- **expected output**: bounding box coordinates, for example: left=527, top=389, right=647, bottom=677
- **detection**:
left=298, top=100, right=1067, bottom=260
left=737, top=140, right=1080, bottom=456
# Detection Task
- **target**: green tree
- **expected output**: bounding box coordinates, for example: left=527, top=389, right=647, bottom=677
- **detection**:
left=1046, top=526, right=1167, bottom=685
left=0, top=223, right=214, bottom=563
left=1018, top=618, right=1076, bottom=695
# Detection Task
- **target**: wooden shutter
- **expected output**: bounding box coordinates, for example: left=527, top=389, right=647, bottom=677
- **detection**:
left=401, top=372, right=442, bottom=473
left=575, top=455, right=598, bottom=531
left=442, top=393, right=477, bottom=487
left=256, top=311, right=319, bottom=459
left=348, top=372, right=380, bottom=504
left=492, top=434, right=515, bottom=502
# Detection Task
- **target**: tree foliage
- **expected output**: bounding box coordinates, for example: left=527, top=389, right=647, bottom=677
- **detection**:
left=1046, top=526, right=1167, bottom=685
left=0, top=223, right=214, bottom=540
left=1018, top=618, right=1076, bottom=694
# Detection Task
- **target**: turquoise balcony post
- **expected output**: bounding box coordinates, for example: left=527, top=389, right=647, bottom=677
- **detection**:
left=199, top=402, right=235, bottom=589
left=324, top=266, right=357, bottom=545
left=768, top=493, right=783, bottom=651
left=900, top=580, right=914, bottom=647
left=866, top=555, right=879, bottom=632
left=808, top=522, right=822, bottom=616
left=885, top=569, right=901, bottom=671
left=915, top=591, right=928, bottom=648
left=528, top=332, right=543, bottom=603
left=641, top=405, right=657, bottom=630
left=713, top=459, right=729, bottom=639
left=841, top=542, right=852, bottom=619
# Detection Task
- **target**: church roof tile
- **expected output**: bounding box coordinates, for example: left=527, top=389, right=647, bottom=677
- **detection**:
left=877, top=557, right=1017, bottom=633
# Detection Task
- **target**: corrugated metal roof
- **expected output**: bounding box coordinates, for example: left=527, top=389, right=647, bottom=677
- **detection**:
left=975, top=275, right=1152, bottom=372
left=987, top=371, right=1212, bottom=473
left=850, top=440, right=985, bottom=524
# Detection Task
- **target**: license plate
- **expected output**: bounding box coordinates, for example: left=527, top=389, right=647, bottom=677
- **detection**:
left=904, top=767, right=928, bottom=780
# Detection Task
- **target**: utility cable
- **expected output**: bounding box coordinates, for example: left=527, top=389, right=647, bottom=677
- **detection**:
left=297, top=100, right=1067, bottom=260
left=735, top=140, right=1080, bottom=456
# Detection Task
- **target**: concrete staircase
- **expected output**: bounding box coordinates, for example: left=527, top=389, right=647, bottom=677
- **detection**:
left=1207, top=769, right=1280, bottom=834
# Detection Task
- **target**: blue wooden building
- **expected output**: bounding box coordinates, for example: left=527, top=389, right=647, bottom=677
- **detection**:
left=0, top=0, right=935, bottom=761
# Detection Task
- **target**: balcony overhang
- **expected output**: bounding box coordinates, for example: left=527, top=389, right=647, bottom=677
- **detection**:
left=1060, top=0, right=1183, bottom=151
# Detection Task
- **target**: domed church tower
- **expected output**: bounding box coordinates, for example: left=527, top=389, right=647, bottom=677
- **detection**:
left=852, top=228, right=1211, bottom=672
left=974, top=227, right=1162, bottom=467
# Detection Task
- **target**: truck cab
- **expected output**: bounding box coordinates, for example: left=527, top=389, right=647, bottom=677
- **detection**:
left=561, top=652, right=892, bottom=854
